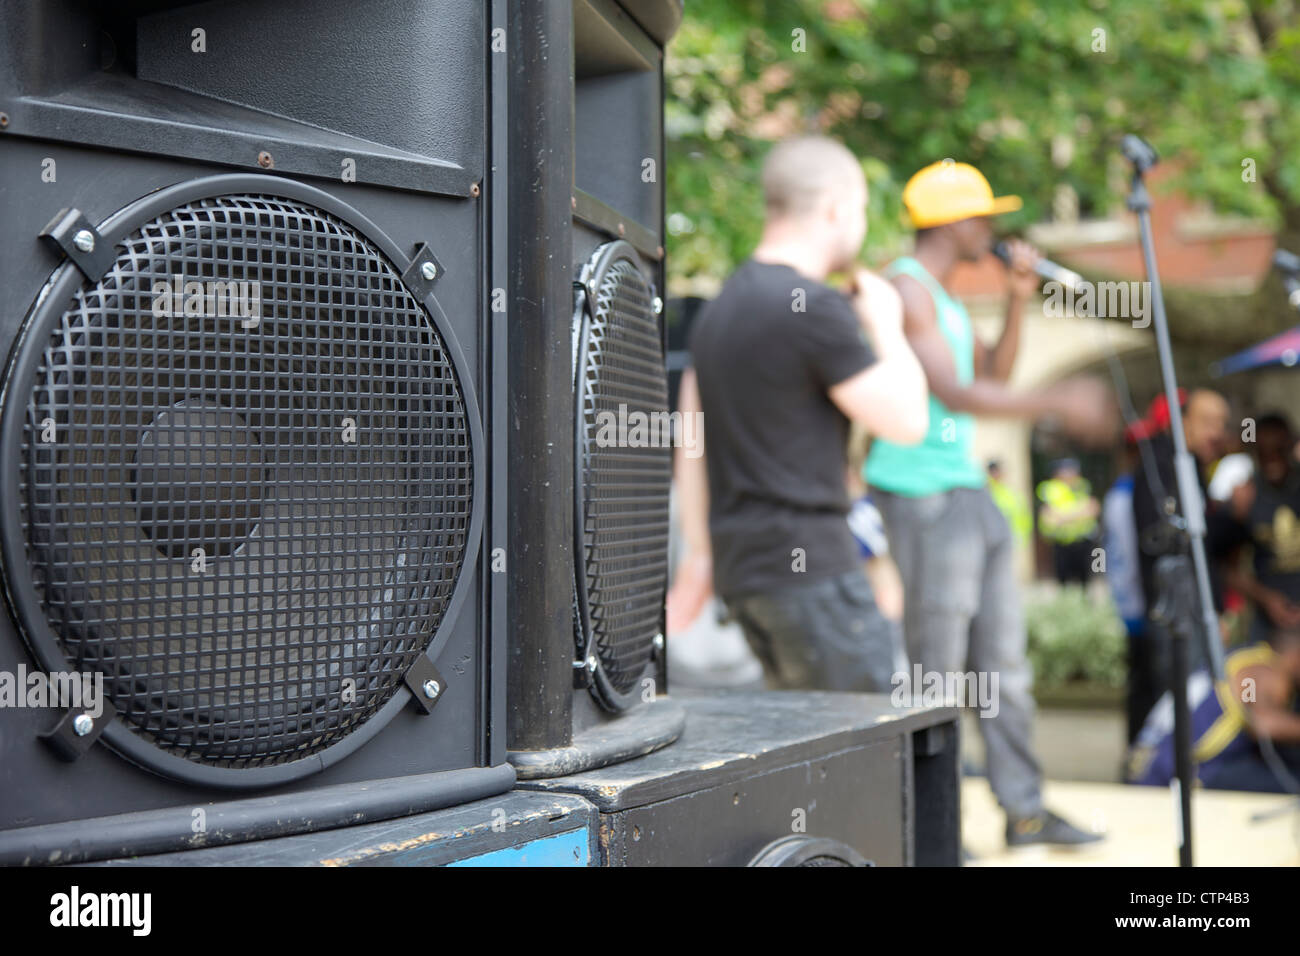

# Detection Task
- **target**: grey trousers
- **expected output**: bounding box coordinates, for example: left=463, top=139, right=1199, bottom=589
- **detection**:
left=725, top=569, right=908, bottom=693
left=876, top=486, right=1044, bottom=819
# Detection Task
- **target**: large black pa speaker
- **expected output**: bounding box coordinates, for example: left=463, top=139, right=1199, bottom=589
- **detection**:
left=503, top=0, right=685, bottom=779
left=0, top=0, right=512, bottom=863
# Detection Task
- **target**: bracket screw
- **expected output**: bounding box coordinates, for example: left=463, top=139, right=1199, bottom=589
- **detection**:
left=420, top=261, right=438, bottom=281
left=257, top=151, right=274, bottom=168
left=73, top=713, right=94, bottom=736
left=422, top=679, right=441, bottom=699
left=586, top=655, right=598, bottom=673
left=470, top=182, right=481, bottom=198
left=72, top=230, right=95, bottom=253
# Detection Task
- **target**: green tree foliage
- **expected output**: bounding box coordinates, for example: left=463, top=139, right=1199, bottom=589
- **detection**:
left=666, top=0, right=1300, bottom=343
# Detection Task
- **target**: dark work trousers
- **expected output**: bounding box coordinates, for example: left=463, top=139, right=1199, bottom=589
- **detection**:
left=876, top=486, right=1045, bottom=819
left=1052, top=538, right=1094, bottom=586
left=1202, top=744, right=1300, bottom=793
left=725, top=568, right=908, bottom=693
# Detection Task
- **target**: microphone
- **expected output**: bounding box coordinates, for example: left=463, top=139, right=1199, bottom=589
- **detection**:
left=993, top=240, right=1085, bottom=292
left=1121, top=134, right=1159, bottom=173
left=1274, top=249, right=1300, bottom=307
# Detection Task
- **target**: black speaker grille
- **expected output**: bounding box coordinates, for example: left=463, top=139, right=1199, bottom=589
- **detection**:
left=577, top=253, right=671, bottom=697
left=12, top=194, right=474, bottom=768
left=798, top=856, right=854, bottom=867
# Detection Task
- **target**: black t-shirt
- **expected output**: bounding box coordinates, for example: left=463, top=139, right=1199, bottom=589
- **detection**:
left=1242, top=468, right=1300, bottom=600
left=688, top=259, right=875, bottom=598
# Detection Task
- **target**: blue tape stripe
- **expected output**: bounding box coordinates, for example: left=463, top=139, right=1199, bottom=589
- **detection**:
left=447, top=828, right=591, bottom=867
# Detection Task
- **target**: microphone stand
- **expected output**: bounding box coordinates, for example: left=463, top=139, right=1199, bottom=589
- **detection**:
left=1150, top=555, right=1197, bottom=868
left=1123, top=134, right=1225, bottom=867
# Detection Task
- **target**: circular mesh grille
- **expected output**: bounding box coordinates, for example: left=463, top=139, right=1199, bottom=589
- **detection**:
left=576, top=254, right=671, bottom=697
left=798, top=856, right=854, bottom=867
left=11, top=194, right=474, bottom=769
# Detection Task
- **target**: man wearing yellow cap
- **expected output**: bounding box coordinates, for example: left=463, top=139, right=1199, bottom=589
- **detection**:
left=866, top=160, right=1113, bottom=849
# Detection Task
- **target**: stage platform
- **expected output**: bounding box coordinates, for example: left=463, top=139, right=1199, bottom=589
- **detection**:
left=962, top=779, right=1300, bottom=866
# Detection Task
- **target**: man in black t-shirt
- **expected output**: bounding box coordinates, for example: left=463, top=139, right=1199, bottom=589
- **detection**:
left=674, top=136, right=929, bottom=692
left=1224, top=413, right=1300, bottom=645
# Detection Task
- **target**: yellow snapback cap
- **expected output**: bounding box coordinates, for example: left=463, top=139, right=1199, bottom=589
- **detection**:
left=902, top=160, right=1022, bottom=228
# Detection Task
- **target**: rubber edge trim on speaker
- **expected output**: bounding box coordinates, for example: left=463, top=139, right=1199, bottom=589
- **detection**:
left=0, top=763, right=516, bottom=866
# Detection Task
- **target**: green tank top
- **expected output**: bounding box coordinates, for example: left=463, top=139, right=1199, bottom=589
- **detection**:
left=864, top=256, right=985, bottom=497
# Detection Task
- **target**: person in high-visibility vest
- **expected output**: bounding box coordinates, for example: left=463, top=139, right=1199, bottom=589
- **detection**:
left=986, top=460, right=1032, bottom=550
left=1036, top=458, right=1100, bottom=586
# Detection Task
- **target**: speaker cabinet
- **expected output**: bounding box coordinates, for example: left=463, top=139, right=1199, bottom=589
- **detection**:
left=518, top=693, right=963, bottom=867
left=0, top=0, right=510, bottom=863
left=503, top=0, right=685, bottom=778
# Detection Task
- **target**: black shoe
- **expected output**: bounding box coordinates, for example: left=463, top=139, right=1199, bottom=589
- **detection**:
left=1006, top=809, right=1104, bottom=849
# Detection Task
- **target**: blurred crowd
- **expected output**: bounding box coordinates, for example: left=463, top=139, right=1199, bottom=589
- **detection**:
left=1106, top=389, right=1300, bottom=792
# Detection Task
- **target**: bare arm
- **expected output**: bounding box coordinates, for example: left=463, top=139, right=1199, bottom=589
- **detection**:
left=896, top=274, right=1041, bottom=416
left=1039, top=496, right=1099, bottom=533
left=665, top=367, right=713, bottom=635
left=894, top=274, right=1114, bottom=442
left=976, top=238, right=1036, bottom=382
left=1223, top=559, right=1269, bottom=607
left=1238, top=664, right=1300, bottom=743
left=673, top=368, right=709, bottom=558
left=975, top=291, right=1027, bottom=381
left=827, top=271, right=929, bottom=445
left=1224, top=557, right=1300, bottom=630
